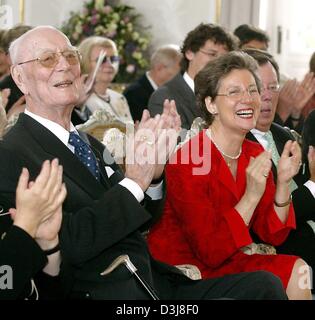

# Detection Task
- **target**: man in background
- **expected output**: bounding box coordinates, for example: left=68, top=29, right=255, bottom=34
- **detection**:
left=234, top=24, right=270, bottom=50
left=124, top=44, right=181, bottom=121
left=148, top=23, right=237, bottom=129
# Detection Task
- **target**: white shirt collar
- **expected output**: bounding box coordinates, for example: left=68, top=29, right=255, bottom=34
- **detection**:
left=183, top=72, right=194, bottom=92
left=146, top=71, right=158, bottom=90
left=250, top=128, right=269, bottom=150
left=24, top=109, right=76, bottom=147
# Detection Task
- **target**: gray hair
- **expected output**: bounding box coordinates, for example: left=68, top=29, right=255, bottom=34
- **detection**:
left=9, top=26, right=73, bottom=64
left=150, top=44, right=181, bottom=69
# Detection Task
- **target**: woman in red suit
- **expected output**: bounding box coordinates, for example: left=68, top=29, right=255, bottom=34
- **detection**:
left=147, top=51, right=312, bottom=299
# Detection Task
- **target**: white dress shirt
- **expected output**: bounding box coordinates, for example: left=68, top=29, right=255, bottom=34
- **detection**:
left=146, top=71, right=158, bottom=91
left=183, top=72, right=195, bottom=92
left=24, top=110, right=162, bottom=202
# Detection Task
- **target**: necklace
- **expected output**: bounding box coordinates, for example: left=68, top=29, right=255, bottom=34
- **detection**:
left=206, top=129, right=242, bottom=166
left=96, top=93, right=111, bottom=103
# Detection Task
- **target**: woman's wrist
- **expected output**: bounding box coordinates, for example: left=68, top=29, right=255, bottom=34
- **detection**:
left=243, top=191, right=261, bottom=206
left=274, top=195, right=292, bottom=207
left=36, top=236, right=59, bottom=252
left=13, top=218, right=38, bottom=238
left=274, top=181, right=291, bottom=206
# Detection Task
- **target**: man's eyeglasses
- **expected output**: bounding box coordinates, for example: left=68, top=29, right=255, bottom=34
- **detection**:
left=199, top=49, right=219, bottom=58
left=93, top=55, right=120, bottom=64
left=261, top=83, right=280, bottom=93
left=17, top=50, right=81, bottom=68
left=217, top=86, right=260, bottom=100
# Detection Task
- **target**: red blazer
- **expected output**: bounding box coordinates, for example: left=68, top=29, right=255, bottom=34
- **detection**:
left=148, top=130, right=298, bottom=288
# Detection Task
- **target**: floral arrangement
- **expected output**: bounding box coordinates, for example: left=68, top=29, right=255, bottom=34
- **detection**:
left=61, top=0, right=150, bottom=83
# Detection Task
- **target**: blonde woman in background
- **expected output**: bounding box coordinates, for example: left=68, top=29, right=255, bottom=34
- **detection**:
left=76, top=36, right=133, bottom=124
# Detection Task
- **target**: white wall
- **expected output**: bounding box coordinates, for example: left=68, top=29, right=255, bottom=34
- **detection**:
left=1, top=0, right=217, bottom=50
left=123, top=0, right=216, bottom=49
left=2, top=0, right=82, bottom=26
left=220, top=0, right=260, bottom=31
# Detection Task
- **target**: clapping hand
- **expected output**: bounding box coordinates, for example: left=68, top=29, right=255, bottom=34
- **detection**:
left=277, top=73, right=315, bottom=122
left=153, top=99, right=181, bottom=181
left=244, top=151, right=272, bottom=202
left=277, top=140, right=301, bottom=184
left=308, top=145, right=315, bottom=182
left=125, top=99, right=181, bottom=190
left=10, top=159, right=67, bottom=244
left=75, top=74, right=92, bottom=108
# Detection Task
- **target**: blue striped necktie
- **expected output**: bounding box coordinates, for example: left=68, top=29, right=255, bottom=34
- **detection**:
left=68, top=132, right=100, bottom=181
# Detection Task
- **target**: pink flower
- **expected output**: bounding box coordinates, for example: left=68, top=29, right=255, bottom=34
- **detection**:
left=103, top=6, right=112, bottom=14
left=126, top=64, right=136, bottom=74
left=82, top=8, right=89, bottom=15
left=107, top=31, right=117, bottom=38
left=91, top=15, right=100, bottom=25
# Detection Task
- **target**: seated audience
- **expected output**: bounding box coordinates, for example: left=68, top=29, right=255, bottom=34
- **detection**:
left=234, top=24, right=315, bottom=133
left=302, top=51, right=315, bottom=119
left=123, top=44, right=181, bottom=121
left=300, top=110, right=315, bottom=182
left=0, top=90, right=8, bottom=137
left=275, top=72, right=315, bottom=134
left=0, top=30, right=10, bottom=80
left=244, top=48, right=315, bottom=280
left=148, top=23, right=237, bottom=129
left=234, top=24, right=270, bottom=50
left=0, top=26, right=288, bottom=300
left=73, top=36, right=133, bottom=125
left=0, top=159, right=66, bottom=299
left=0, top=25, right=32, bottom=114
left=147, top=51, right=312, bottom=299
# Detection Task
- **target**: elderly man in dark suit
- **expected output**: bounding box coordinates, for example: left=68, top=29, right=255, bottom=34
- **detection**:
left=148, top=23, right=237, bottom=129
left=244, top=49, right=315, bottom=276
left=123, top=44, right=181, bottom=122
left=0, top=26, right=287, bottom=300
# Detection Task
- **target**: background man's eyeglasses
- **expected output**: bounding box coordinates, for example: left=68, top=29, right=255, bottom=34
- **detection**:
left=261, top=83, right=280, bottom=93
left=17, top=50, right=81, bottom=68
left=199, top=49, right=219, bottom=58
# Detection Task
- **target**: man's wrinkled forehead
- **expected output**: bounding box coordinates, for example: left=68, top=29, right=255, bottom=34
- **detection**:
left=22, top=30, right=73, bottom=56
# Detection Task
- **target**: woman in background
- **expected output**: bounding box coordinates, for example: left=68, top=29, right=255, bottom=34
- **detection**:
left=75, top=36, right=133, bottom=125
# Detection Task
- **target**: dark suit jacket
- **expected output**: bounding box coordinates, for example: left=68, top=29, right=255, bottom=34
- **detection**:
left=0, top=113, right=190, bottom=300
left=0, top=225, right=47, bottom=300
left=148, top=73, right=201, bottom=130
left=246, top=123, right=315, bottom=268
left=123, top=74, right=154, bottom=121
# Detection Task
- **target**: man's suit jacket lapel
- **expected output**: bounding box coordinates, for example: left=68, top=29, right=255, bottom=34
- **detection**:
left=139, top=74, right=154, bottom=96
left=168, top=74, right=201, bottom=121
left=15, top=114, right=107, bottom=197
